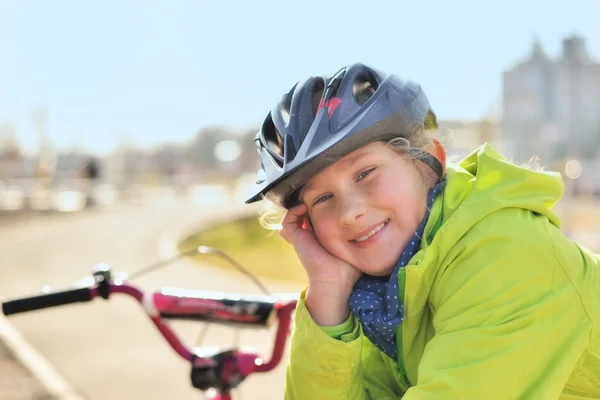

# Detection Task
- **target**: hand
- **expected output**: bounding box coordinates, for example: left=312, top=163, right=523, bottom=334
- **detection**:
left=280, top=204, right=362, bottom=325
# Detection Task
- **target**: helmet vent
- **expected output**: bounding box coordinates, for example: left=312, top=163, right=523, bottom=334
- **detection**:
left=260, top=114, right=284, bottom=167
left=311, top=78, right=325, bottom=117
left=352, top=70, right=379, bottom=105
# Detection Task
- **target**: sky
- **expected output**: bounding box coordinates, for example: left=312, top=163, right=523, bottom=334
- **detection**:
left=0, top=0, right=598, bottom=155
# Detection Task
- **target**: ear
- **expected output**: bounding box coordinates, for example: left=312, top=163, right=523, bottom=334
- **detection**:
left=429, top=138, right=446, bottom=175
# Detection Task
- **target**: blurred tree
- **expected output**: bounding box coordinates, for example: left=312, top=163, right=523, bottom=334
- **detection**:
left=189, top=126, right=229, bottom=170
left=82, top=158, right=101, bottom=180
left=0, top=123, right=24, bottom=180
left=30, top=107, right=56, bottom=185
left=237, top=128, right=260, bottom=172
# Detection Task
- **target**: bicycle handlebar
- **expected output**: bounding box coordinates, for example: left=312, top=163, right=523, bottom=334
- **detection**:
left=2, top=287, right=93, bottom=315
left=1, top=263, right=298, bottom=398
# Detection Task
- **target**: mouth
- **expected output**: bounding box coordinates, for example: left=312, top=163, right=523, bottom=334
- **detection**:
left=350, top=219, right=390, bottom=243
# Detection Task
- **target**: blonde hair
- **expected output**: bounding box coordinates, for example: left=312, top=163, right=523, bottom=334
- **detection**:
left=258, top=121, right=442, bottom=231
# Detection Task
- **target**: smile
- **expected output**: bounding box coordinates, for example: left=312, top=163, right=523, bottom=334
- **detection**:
left=351, top=219, right=390, bottom=243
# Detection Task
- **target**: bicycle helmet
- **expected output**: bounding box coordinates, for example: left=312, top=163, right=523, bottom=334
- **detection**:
left=245, top=63, right=443, bottom=208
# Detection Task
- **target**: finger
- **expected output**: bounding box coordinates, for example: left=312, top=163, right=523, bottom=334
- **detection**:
left=281, top=204, right=308, bottom=229
left=280, top=204, right=306, bottom=243
left=279, top=228, right=291, bottom=244
left=286, top=203, right=308, bottom=219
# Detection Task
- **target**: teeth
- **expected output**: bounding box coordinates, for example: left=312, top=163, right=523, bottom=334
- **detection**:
left=354, top=220, right=388, bottom=243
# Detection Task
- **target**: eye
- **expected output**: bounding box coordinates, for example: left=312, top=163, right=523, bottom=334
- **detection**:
left=312, top=194, right=332, bottom=206
left=357, top=168, right=375, bottom=181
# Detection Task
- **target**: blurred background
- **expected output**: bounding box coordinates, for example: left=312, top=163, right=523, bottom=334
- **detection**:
left=0, top=0, right=598, bottom=399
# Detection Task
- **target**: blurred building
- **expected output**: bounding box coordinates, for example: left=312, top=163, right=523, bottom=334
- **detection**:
left=502, top=34, right=600, bottom=164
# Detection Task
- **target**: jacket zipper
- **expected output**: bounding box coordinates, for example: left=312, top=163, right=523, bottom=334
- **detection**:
left=395, top=267, right=411, bottom=388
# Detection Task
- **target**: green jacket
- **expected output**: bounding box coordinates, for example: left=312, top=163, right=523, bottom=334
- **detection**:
left=285, top=144, right=600, bottom=399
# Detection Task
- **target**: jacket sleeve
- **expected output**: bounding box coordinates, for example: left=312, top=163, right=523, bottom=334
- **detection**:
left=284, top=289, right=405, bottom=399
left=403, top=212, right=592, bottom=399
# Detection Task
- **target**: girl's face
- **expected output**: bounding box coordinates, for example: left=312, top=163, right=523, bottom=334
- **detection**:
left=301, top=141, right=432, bottom=276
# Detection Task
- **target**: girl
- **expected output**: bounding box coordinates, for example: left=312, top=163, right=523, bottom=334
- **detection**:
left=245, top=63, right=600, bottom=399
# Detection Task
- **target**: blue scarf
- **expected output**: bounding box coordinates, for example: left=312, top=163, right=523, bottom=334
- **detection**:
left=349, top=178, right=446, bottom=362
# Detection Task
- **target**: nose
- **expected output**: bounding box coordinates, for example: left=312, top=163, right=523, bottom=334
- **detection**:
left=338, top=194, right=367, bottom=227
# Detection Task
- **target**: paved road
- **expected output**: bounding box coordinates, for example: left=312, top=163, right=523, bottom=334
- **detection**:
left=0, top=338, right=54, bottom=400
left=0, top=195, right=302, bottom=400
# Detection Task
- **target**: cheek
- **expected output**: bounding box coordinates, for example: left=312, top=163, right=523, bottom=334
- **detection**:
left=366, top=178, right=408, bottom=206
left=310, top=213, right=336, bottom=241
left=311, top=215, right=348, bottom=252
left=368, top=178, right=425, bottom=221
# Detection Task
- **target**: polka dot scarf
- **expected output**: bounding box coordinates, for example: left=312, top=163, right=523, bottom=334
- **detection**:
left=349, top=178, right=446, bottom=362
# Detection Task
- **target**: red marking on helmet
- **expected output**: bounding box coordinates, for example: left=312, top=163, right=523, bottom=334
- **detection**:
left=317, top=97, right=342, bottom=119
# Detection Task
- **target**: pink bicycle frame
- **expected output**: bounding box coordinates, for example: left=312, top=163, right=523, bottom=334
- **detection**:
left=2, top=265, right=298, bottom=400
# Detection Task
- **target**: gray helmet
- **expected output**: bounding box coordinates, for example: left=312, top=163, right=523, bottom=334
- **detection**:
left=245, top=63, right=442, bottom=208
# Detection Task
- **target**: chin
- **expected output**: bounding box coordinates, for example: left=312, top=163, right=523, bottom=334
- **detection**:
left=361, top=264, right=395, bottom=277
left=374, top=257, right=398, bottom=276
left=371, top=269, right=394, bottom=277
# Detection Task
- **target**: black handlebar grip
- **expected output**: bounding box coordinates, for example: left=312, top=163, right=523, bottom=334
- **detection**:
left=2, top=288, right=93, bottom=315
